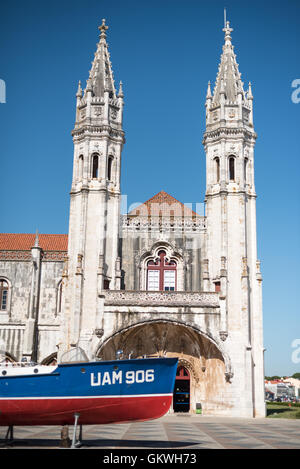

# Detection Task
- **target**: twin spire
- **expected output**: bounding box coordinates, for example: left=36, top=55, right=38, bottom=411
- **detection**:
left=77, top=17, right=251, bottom=107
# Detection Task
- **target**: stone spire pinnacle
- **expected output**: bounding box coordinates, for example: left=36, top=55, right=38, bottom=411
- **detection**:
left=212, top=19, right=245, bottom=105
left=247, top=82, right=253, bottom=99
left=34, top=230, right=40, bottom=248
left=84, top=19, right=116, bottom=99
left=76, top=80, right=82, bottom=98
left=118, top=80, right=124, bottom=98
left=206, top=81, right=212, bottom=99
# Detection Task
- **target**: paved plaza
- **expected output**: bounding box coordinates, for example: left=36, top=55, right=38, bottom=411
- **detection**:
left=0, top=415, right=300, bottom=449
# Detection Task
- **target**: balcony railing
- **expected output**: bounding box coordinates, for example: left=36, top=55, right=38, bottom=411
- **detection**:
left=104, top=290, right=219, bottom=308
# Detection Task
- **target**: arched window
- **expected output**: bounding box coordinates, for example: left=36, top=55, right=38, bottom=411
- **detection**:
left=147, top=250, right=177, bottom=291
left=229, top=156, right=235, bottom=181
left=107, top=156, right=113, bottom=181
left=0, top=280, right=8, bottom=310
left=92, top=154, right=99, bottom=179
left=176, top=366, right=190, bottom=378
left=244, top=158, right=248, bottom=184
left=214, top=157, right=220, bottom=182
left=56, top=280, right=62, bottom=315
left=78, top=155, right=84, bottom=180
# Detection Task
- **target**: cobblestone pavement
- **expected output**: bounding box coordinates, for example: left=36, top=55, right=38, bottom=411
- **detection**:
left=0, top=415, right=300, bottom=449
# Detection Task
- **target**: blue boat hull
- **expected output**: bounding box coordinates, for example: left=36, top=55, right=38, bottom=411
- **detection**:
left=0, top=357, right=178, bottom=425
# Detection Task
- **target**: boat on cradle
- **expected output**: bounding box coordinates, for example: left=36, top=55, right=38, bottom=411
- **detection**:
left=0, top=351, right=178, bottom=427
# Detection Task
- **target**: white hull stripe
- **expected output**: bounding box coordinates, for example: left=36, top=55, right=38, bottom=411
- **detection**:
left=0, top=393, right=173, bottom=401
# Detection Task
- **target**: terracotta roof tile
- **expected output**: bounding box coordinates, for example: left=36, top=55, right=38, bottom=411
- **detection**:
left=0, top=234, right=68, bottom=252
left=128, top=190, right=198, bottom=217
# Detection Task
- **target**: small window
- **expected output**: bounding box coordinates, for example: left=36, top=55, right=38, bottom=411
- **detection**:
left=229, top=156, right=235, bottom=181
left=57, top=281, right=62, bottom=315
left=0, top=280, right=8, bottom=311
left=244, top=158, right=248, bottom=183
left=78, top=155, right=84, bottom=179
left=147, top=270, right=160, bottom=291
left=107, top=156, right=113, bottom=181
left=159, top=210, right=162, bottom=226
left=164, top=270, right=175, bottom=291
left=92, top=154, right=99, bottom=179
left=170, top=210, right=174, bottom=225
left=215, top=157, right=220, bottom=182
left=103, top=279, right=110, bottom=290
left=215, top=281, right=221, bottom=292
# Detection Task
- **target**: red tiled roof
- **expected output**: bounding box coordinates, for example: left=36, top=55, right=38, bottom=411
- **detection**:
left=0, top=234, right=68, bottom=252
left=128, top=190, right=199, bottom=217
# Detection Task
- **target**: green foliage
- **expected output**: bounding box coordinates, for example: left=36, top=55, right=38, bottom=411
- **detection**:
left=266, top=403, right=300, bottom=419
left=265, top=373, right=300, bottom=380
left=265, top=376, right=281, bottom=380
left=267, top=402, right=300, bottom=408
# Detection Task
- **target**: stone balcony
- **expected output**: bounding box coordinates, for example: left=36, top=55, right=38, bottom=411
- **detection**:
left=103, top=290, right=219, bottom=309
left=101, top=290, right=224, bottom=347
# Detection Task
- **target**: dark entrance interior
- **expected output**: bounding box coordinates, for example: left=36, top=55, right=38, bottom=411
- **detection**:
left=173, top=365, right=190, bottom=413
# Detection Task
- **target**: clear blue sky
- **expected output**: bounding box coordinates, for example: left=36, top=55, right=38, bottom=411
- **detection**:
left=0, top=0, right=299, bottom=376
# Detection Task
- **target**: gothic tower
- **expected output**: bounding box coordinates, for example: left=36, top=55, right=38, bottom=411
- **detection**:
left=60, top=20, right=125, bottom=358
left=203, top=21, right=265, bottom=417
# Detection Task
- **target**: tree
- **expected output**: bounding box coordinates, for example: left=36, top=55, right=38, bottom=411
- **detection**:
left=292, top=373, right=300, bottom=380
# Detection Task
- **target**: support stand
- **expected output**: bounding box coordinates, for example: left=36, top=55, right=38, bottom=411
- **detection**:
left=71, top=413, right=83, bottom=448
left=5, top=425, right=14, bottom=443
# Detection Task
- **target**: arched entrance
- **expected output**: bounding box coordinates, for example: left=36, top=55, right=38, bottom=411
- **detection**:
left=173, top=365, right=190, bottom=413
left=96, top=320, right=228, bottom=414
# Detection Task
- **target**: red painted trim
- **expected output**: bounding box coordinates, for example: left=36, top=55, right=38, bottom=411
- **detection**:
left=0, top=395, right=173, bottom=426
left=176, top=366, right=190, bottom=380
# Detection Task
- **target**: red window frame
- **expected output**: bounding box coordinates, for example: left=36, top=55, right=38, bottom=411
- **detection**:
left=147, top=250, right=177, bottom=291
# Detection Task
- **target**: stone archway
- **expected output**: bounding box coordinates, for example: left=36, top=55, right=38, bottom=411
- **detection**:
left=97, top=321, right=229, bottom=415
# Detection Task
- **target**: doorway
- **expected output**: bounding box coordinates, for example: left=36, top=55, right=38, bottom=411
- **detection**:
left=173, top=365, right=190, bottom=413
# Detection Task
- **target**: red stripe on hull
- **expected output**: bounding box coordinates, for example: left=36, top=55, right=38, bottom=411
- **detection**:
left=0, top=395, right=173, bottom=426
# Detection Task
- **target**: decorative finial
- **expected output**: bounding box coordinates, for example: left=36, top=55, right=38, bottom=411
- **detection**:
left=86, top=77, right=93, bottom=93
left=220, top=77, right=225, bottom=94
left=34, top=230, right=40, bottom=248
left=248, top=82, right=253, bottom=99
left=118, top=80, right=124, bottom=98
left=223, top=19, right=233, bottom=44
left=76, top=80, right=82, bottom=98
left=206, top=81, right=212, bottom=99
left=99, top=18, right=108, bottom=40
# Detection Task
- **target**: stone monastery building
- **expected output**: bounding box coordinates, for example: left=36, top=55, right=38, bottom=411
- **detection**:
left=0, top=19, right=265, bottom=417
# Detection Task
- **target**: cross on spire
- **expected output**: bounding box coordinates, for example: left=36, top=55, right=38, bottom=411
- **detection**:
left=223, top=20, right=233, bottom=44
left=99, top=18, right=108, bottom=40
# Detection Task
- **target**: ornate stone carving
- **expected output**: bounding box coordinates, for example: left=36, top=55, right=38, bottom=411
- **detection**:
left=94, top=106, right=102, bottom=116
left=121, top=215, right=206, bottom=232
left=110, top=108, right=118, bottom=120
left=225, top=371, right=234, bottom=383
left=219, top=331, right=228, bottom=341
left=104, top=290, right=220, bottom=308
left=94, top=328, right=104, bottom=338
